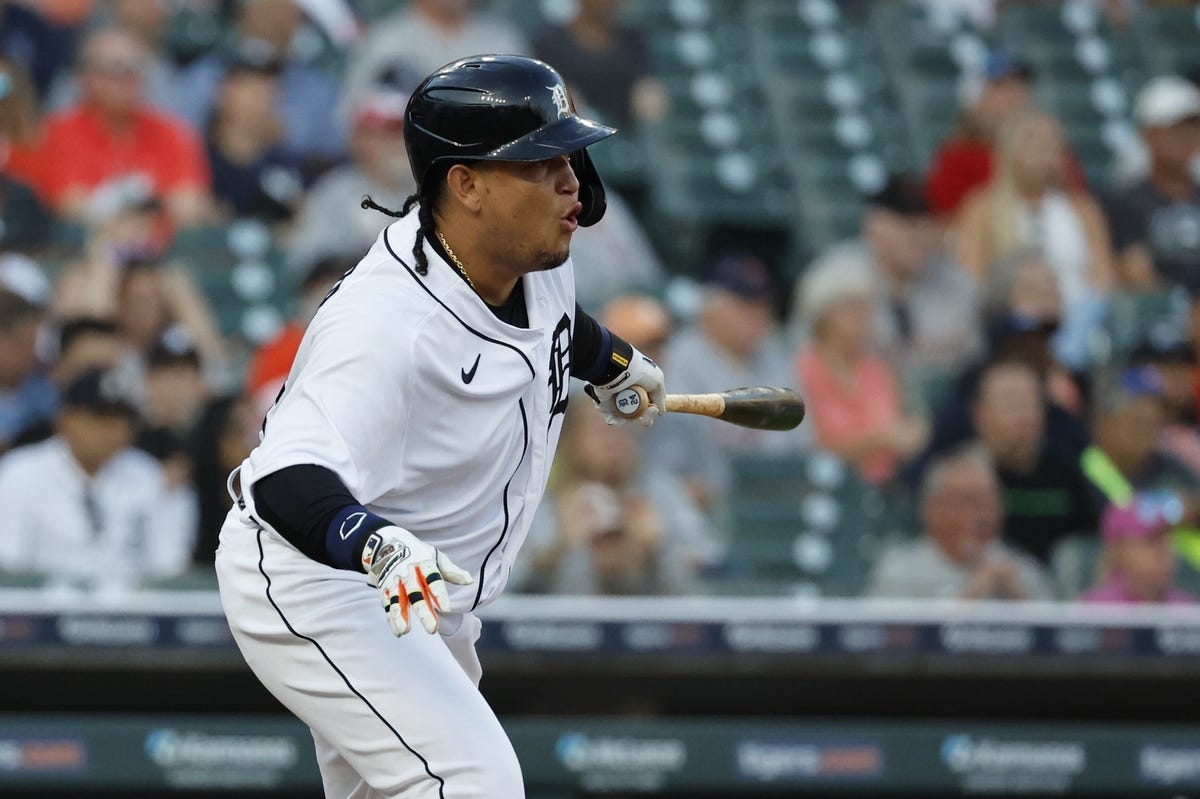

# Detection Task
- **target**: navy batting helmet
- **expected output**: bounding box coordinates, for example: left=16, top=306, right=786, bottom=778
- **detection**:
left=404, top=54, right=616, bottom=226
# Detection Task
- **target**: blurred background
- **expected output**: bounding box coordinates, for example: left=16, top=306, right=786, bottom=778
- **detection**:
left=2, top=0, right=1200, bottom=796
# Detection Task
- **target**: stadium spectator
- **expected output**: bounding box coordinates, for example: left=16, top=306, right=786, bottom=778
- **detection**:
left=1128, top=334, right=1200, bottom=479
left=0, top=368, right=195, bottom=592
left=600, top=293, right=727, bottom=511
left=0, top=57, right=52, bottom=250
left=794, top=173, right=981, bottom=404
left=245, top=256, right=348, bottom=416
left=112, top=262, right=225, bottom=379
left=46, top=0, right=189, bottom=119
left=828, top=213, right=1081, bottom=487
left=971, top=359, right=1098, bottom=562
left=49, top=316, right=121, bottom=388
left=927, top=51, right=1086, bottom=218
left=31, top=27, right=213, bottom=227
left=512, top=402, right=717, bottom=596
left=1084, top=367, right=1200, bottom=507
left=568, top=188, right=665, bottom=309
left=867, top=445, right=1053, bottom=600
left=1103, top=76, right=1200, bottom=292
left=1083, top=498, right=1197, bottom=605
left=795, top=250, right=928, bottom=485
left=189, top=392, right=257, bottom=567
left=956, top=109, right=1114, bottom=370
left=8, top=315, right=124, bottom=450
left=205, top=59, right=305, bottom=222
left=0, top=271, right=55, bottom=453
left=0, top=0, right=80, bottom=98
left=982, top=248, right=1084, bottom=414
left=176, top=0, right=345, bottom=166
left=54, top=211, right=227, bottom=383
left=141, top=332, right=209, bottom=437
left=286, top=89, right=415, bottom=273
left=666, top=254, right=808, bottom=458
left=532, top=0, right=667, bottom=128
left=342, top=0, right=529, bottom=117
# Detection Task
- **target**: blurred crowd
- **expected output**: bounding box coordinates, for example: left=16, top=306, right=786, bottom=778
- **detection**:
left=0, top=0, right=1199, bottom=607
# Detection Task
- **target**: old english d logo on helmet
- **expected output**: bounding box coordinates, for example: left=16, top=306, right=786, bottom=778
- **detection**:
left=404, top=54, right=616, bottom=226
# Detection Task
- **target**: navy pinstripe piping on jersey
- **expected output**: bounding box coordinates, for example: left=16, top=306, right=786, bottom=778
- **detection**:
left=383, top=228, right=535, bottom=378
left=472, top=398, right=529, bottom=611
left=254, top=529, right=447, bottom=797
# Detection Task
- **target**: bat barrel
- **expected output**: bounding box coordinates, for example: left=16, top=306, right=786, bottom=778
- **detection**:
left=711, top=387, right=805, bottom=431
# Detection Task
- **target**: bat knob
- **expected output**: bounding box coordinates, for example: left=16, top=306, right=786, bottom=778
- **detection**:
left=614, top=386, right=649, bottom=419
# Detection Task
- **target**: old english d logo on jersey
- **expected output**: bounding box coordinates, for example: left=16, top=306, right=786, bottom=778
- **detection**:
left=547, top=313, right=571, bottom=427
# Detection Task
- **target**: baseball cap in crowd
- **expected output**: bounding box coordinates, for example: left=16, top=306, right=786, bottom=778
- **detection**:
left=1132, top=328, right=1194, bottom=365
left=865, top=172, right=929, bottom=216
left=985, top=310, right=1060, bottom=349
left=0, top=253, right=51, bottom=307
left=353, top=90, right=408, bottom=132
left=61, top=368, right=138, bottom=419
left=708, top=254, right=776, bottom=301
left=1135, top=75, right=1200, bottom=128
left=984, top=51, right=1034, bottom=83
left=1101, top=493, right=1183, bottom=542
left=147, top=329, right=201, bottom=371
left=231, top=39, right=286, bottom=75
left=1119, top=364, right=1166, bottom=397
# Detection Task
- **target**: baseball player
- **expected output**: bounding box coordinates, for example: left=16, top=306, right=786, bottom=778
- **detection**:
left=214, top=54, right=666, bottom=798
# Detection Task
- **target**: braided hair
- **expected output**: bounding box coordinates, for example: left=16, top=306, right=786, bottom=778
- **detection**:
left=360, top=192, right=433, bottom=275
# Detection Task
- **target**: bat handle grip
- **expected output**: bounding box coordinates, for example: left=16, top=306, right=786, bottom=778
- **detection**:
left=613, top=385, right=650, bottom=419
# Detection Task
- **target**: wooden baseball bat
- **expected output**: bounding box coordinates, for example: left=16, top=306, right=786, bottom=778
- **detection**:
left=615, top=386, right=806, bottom=431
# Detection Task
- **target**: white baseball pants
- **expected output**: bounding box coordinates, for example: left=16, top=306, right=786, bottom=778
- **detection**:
left=215, top=509, right=524, bottom=798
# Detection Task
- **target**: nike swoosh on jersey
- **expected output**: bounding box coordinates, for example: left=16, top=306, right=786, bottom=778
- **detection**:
left=461, top=353, right=481, bottom=384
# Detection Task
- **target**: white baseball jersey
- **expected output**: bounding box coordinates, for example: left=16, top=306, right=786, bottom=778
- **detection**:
left=0, top=437, right=195, bottom=590
left=238, top=210, right=576, bottom=610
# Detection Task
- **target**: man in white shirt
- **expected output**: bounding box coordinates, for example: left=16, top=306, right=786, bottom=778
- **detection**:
left=0, top=368, right=195, bottom=592
left=867, top=444, right=1053, bottom=600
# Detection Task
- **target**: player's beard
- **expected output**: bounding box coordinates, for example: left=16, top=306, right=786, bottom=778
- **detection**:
left=533, top=246, right=570, bottom=272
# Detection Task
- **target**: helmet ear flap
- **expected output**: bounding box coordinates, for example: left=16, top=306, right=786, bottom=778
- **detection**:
left=570, top=149, right=607, bottom=227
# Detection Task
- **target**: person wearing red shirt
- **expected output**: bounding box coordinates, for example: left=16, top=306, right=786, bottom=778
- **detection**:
left=31, top=27, right=213, bottom=227
left=927, top=52, right=1085, bottom=218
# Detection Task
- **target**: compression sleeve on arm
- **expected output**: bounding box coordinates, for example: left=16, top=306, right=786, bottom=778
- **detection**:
left=572, top=303, right=634, bottom=384
left=251, top=464, right=391, bottom=571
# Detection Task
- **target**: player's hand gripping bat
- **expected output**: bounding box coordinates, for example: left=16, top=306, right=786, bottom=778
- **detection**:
left=614, top=386, right=805, bottom=431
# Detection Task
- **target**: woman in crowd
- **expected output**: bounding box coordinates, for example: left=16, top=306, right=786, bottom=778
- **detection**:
left=956, top=110, right=1115, bottom=370
left=795, top=250, right=929, bottom=485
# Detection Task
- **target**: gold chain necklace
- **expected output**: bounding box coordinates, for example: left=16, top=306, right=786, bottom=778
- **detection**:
left=436, top=231, right=475, bottom=291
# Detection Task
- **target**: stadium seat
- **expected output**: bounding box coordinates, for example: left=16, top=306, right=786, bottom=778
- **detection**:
left=1134, top=5, right=1200, bottom=76
left=1103, top=289, right=1187, bottom=361
left=167, top=223, right=298, bottom=344
left=721, top=452, right=887, bottom=597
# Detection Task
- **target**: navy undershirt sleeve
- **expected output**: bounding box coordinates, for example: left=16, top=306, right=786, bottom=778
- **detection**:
left=252, top=464, right=390, bottom=571
left=572, top=304, right=633, bottom=384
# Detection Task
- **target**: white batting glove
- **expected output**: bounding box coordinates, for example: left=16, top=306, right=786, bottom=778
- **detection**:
left=361, top=526, right=474, bottom=636
left=585, top=347, right=666, bottom=427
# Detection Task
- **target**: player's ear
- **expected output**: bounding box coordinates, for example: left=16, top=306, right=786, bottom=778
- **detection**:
left=444, top=163, right=483, bottom=214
